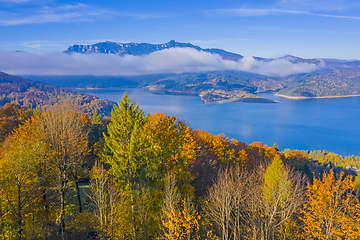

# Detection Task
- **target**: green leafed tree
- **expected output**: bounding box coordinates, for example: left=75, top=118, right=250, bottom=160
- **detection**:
left=103, top=92, right=149, bottom=239
left=261, top=155, right=305, bottom=240
left=263, top=155, right=291, bottom=204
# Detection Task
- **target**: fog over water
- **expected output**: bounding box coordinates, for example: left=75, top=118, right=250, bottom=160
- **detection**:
left=74, top=88, right=360, bottom=156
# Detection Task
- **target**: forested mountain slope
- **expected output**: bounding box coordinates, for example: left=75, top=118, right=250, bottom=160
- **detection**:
left=278, top=68, right=360, bottom=97
left=0, top=71, right=114, bottom=115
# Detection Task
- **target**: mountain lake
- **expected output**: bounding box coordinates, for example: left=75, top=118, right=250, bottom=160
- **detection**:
left=74, top=88, right=360, bottom=156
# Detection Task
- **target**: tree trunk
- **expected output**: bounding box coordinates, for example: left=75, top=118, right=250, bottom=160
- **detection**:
left=129, top=164, right=136, bottom=240
left=130, top=183, right=136, bottom=240
left=75, top=180, right=82, bottom=213
left=17, top=183, right=22, bottom=240
left=0, top=200, right=5, bottom=240
left=59, top=181, right=66, bottom=240
left=59, top=189, right=65, bottom=240
left=42, top=189, right=48, bottom=240
left=128, top=160, right=136, bottom=240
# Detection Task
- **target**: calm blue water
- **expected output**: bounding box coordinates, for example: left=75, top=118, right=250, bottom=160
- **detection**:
left=76, top=88, right=360, bottom=156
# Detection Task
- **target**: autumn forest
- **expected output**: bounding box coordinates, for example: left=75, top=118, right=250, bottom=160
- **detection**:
left=1, top=92, right=360, bottom=240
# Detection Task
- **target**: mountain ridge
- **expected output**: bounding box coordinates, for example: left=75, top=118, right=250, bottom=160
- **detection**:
left=51, top=40, right=360, bottom=99
left=64, top=40, right=243, bottom=60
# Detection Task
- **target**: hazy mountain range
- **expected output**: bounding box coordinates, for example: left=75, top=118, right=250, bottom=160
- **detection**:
left=64, top=40, right=359, bottom=68
left=2, top=40, right=360, bottom=99
left=61, top=40, right=360, bottom=98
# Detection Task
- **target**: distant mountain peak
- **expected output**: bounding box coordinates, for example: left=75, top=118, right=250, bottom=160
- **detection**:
left=64, top=40, right=243, bottom=60
left=64, top=40, right=352, bottom=67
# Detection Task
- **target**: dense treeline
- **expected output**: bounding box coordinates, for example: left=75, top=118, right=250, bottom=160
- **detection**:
left=0, top=93, right=360, bottom=239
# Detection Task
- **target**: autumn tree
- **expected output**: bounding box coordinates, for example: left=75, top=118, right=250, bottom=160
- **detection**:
left=261, top=155, right=305, bottom=240
left=0, top=116, right=44, bottom=239
left=301, top=170, right=360, bottom=239
left=230, top=156, right=305, bottom=240
left=144, top=112, right=196, bottom=196
left=246, top=142, right=279, bottom=169
left=88, top=164, right=130, bottom=240
left=190, top=130, right=238, bottom=198
left=204, top=167, right=249, bottom=240
left=38, top=103, right=88, bottom=239
left=284, top=150, right=312, bottom=178
left=0, top=103, right=33, bottom=142
left=161, top=173, right=200, bottom=240
left=205, top=156, right=305, bottom=240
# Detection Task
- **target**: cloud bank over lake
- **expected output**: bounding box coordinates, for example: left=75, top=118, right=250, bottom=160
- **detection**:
left=0, top=48, right=323, bottom=77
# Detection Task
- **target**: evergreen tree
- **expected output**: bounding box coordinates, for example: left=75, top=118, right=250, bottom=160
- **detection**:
left=103, top=92, right=148, bottom=238
left=272, top=143, right=279, bottom=151
left=88, top=110, right=103, bottom=147
left=91, top=110, right=102, bottom=125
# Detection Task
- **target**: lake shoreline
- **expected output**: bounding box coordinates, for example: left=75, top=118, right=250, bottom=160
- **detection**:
left=275, top=93, right=360, bottom=100
left=203, top=97, right=279, bottom=104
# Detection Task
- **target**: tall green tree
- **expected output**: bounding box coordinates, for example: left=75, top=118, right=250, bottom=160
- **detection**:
left=103, top=92, right=148, bottom=239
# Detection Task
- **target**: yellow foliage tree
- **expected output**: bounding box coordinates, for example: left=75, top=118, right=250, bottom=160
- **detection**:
left=162, top=200, right=200, bottom=240
left=192, top=129, right=235, bottom=164
left=161, top=173, right=200, bottom=240
left=301, top=170, right=360, bottom=239
left=144, top=112, right=197, bottom=195
left=0, top=116, right=45, bottom=239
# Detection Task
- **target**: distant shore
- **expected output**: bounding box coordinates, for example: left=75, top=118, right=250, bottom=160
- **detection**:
left=74, top=87, right=131, bottom=90
left=275, top=93, right=360, bottom=100
left=203, top=97, right=279, bottom=105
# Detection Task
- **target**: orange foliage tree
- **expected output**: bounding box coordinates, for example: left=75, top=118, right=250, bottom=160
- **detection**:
left=160, top=173, right=200, bottom=240
left=301, top=170, right=360, bottom=239
left=144, top=112, right=196, bottom=195
left=0, top=103, right=33, bottom=142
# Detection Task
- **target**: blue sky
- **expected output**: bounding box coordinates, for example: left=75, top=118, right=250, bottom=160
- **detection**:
left=1, top=0, right=360, bottom=59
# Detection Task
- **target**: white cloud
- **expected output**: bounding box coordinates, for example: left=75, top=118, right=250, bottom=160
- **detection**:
left=0, top=4, right=116, bottom=26
left=118, top=11, right=177, bottom=20
left=0, top=48, right=323, bottom=77
left=0, top=0, right=34, bottom=2
left=0, top=3, right=176, bottom=26
left=190, top=38, right=257, bottom=45
left=206, top=7, right=360, bottom=20
left=277, top=0, right=360, bottom=12
left=206, top=8, right=307, bottom=17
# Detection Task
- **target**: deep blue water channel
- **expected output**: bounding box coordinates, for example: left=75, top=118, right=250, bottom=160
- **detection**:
left=75, top=88, right=360, bottom=156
